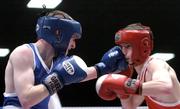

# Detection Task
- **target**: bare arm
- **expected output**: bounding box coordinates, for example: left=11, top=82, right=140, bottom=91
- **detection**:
left=81, top=66, right=98, bottom=82
left=11, top=46, right=49, bottom=108
left=120, top=95, right=144, bottom=109
left=120, top=59, right=174, bottom=108
left=142, top=59, right=173, bottom=97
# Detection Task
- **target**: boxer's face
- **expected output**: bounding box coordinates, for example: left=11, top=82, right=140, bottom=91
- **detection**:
left=65, top=34, right=79, bottom=55
left=120, top=43, right=133, bottom=65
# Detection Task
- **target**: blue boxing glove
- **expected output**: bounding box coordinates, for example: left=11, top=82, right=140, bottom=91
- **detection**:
left=42, top=55, right=88, bottom=95
left=95, top=46, right=128, bottom=77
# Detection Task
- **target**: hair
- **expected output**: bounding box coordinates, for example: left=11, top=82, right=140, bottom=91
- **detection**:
left=46, top=10, right=73, bottom=20
left=124, top=23, right=154, bottom=41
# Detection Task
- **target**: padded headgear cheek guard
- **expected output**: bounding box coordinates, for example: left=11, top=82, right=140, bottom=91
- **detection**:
left=115, top=30, right=153, bottom=66
left=36, top=16, right=82, bottom=56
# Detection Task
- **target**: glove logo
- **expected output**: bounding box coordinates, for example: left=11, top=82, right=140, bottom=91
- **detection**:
left=62, top=61, right=75, bottom=75
left=36, top=24, right=39, bottom=32
left=125, top=78, right=137, bottom=91
left=43, top=25, right=51, bottom=30
left=108, top=51, right=118, bottom=58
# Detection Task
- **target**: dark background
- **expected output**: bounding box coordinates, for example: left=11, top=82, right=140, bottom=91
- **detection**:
left=0, top=0, right=180, bottom=107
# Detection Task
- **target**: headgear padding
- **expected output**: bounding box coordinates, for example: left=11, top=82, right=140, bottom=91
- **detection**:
left=36, top=16, right=82, bottom=56
left=115, top=23, right=153, bottom=66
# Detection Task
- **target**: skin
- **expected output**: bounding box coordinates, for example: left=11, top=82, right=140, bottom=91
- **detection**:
left=4, top=36, right=97, bottom=109
left=119, top=43, right=180, bottom=109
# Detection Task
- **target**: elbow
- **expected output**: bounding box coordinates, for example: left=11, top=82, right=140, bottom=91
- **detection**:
left=164, top=85, right=173, bottom=94
left=20, top=99, right=32, bottom=108
left=159, top=82, right=173, bottom=94
left=20, top=99, right=31, bottom=108
left=19, top=95, right=34, bottom=108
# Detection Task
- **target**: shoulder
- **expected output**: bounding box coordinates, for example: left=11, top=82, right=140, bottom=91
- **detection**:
left=147, top=57, right=168, bottom=71
left=142, top=57, right=174, bottom=82
left=9, top=44, right=33, bottom=65
left=144, top=57, right=168, bottom=79
left=146, top=57, right=176, bottom=79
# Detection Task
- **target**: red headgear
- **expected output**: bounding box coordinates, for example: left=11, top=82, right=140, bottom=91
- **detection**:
left=115, top=23, right=153, bottom=66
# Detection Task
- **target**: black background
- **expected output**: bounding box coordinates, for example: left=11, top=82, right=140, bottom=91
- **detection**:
left=0, top=0, right=180, bottom=107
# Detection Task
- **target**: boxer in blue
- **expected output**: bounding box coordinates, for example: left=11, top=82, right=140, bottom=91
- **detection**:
left=3, top=10, right=128, bottom=109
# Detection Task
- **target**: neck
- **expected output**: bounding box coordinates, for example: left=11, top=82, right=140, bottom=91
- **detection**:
left=35, top=39, right=55, bottom=66
left=134, top=56, right=150, bottom=75
left=134, top=64, right=144, bottom=75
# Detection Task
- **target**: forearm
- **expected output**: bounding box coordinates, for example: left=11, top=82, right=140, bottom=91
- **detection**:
left=142, top=80, right=172, bottom=96
left=81, top=66, right=97, bottom=82
left=120, top=97, right=135, bottom=109
left=19, top=84, right=49, bottom=108
left=120, top=95, right=144, bottom=109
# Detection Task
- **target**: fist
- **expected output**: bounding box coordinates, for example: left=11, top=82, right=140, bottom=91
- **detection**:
left=96, top=74, right=117, bottom=100
left=96, top=74, right=142, bottom=101
left=95, top=46, right=128, bottom=76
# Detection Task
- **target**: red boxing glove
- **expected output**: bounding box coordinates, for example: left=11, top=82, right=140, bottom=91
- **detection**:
left=96, top=74, right=142, bottom=101
left=117, top=66, right=134, bottom=99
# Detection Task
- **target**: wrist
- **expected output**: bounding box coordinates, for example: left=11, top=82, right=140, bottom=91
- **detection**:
left=94, top=62, right=106, bottom=77
left=42, top=73, right=63, bottom=95
left=136, top=81, right=142, bottom=95
left=118, top=94, right=130, bottom=100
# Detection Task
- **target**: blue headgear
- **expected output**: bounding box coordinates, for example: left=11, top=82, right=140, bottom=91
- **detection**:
left=36, top=16, right=82, bottom=56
